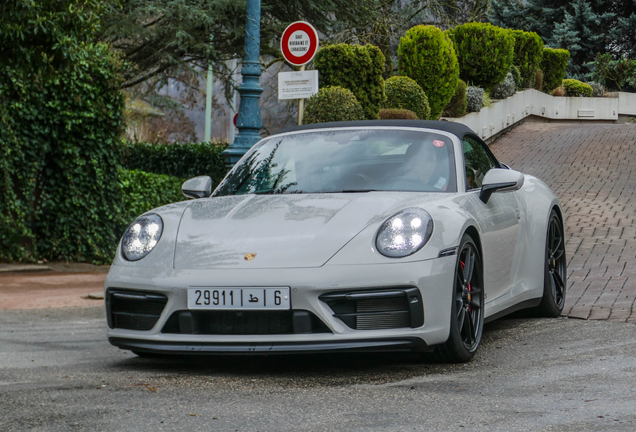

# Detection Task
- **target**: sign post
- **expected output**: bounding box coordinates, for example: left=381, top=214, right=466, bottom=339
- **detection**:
left=279, top=22, right=319, bottom=125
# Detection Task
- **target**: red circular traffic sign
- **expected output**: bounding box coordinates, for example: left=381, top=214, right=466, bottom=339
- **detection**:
left=280, top=21, right=319, bottom=66
left=233, top=112, right=238, bottom=127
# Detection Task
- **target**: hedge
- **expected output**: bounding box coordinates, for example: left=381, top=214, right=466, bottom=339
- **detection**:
left=119, top=169, right=186, bottom=223
left=447, top=23, right=515, bottom=89
left=314, top=44, right=385, bottom=120
left=1, top=43, right=126, bottom=263
left=378, top=108, right=418, bottom=119
left=509, top=30, right=544, bottom=88
left=304, top=86, right=365, bottom=124
left=541, top=48, right=570, bottom=93
left=122, top=141, right=229, bottom=185
left=398, top=25, right=459, bottom=119
left=383, top=76, right=430, bottom=120
left=443, top=79, right=468, bottom=118
left=562, top=79, right=593, bottom=97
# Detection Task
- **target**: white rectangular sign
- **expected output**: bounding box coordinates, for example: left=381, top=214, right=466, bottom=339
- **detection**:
left=278, top=70, right=319, bottom=100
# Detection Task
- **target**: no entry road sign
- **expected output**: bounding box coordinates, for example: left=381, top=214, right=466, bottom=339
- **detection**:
left=280, top=21, right=319, bottom=67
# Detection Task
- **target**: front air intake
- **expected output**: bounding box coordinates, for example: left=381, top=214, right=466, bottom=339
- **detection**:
left=106, top=289, right=168, bottom=331
left=320, top=287, right=423, bottom=330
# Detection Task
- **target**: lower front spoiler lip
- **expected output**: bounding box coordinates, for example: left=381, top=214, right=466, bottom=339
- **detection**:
left=109, top=337, right=431, bottom=355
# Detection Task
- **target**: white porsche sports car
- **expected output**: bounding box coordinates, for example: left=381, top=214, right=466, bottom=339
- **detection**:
left=106, top=120, right=566, bottom=363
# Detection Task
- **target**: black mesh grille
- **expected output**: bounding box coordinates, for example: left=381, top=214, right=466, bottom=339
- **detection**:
left=107, top=290, right=168, bottom=331
left=162, top=310, right=331, bottom=335
left=320, top=288, right=423, bottom=330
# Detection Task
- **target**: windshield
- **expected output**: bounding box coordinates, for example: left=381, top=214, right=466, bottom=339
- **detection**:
left=213, top=128, right=457, bottom=196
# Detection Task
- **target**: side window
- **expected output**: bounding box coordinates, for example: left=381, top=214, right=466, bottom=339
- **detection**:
left=463, top=136, right=498, bottom=190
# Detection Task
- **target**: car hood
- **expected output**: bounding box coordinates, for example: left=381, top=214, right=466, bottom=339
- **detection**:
left=174, top=194, right=404, bottom=269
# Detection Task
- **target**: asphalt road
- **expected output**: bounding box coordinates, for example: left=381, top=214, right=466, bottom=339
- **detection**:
left=1, top=307, right=635, bottom=431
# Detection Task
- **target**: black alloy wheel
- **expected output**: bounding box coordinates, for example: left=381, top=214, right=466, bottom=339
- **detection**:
left=537, top=210, right=567, bottom=317
left=436, top=233, right=484, bottom=363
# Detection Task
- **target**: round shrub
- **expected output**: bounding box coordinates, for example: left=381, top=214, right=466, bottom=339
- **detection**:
left=398, top=25, right=459, bottom=119
left=535, top=68, right=544, bottom=91
left=541, top=48, right=570, bottom=93
left=588, top=81, right=605, bottom=97
left=446, top=22, right=515, bottom=89
left=509, top=30, right=544, bottom=88
left=466, top=86, right=484, bottom=113
left=562, top=79, right=593, bottom=97
left=443, top=79, right=468, bottom=118
left=384, top=76, right=430, bottom=120
left=510, top=65, right=522, bottom=90
left=304, top=86, right=365, bottom=124
left=314, top=44, right=386, bottom=120
left=490, top=72, right=516, bottom=99
left=378, top=108, right=418, bottom=119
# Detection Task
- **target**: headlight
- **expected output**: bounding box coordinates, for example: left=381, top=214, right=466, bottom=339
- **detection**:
left=376, top=208, right=433, bottom=258
left=121, top=214, right=163, bottom=261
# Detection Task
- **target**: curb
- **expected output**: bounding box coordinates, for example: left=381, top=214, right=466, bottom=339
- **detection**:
left=0, top=265, right=54, bottom=274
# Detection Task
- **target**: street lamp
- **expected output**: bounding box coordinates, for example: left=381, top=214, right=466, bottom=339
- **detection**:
left=223, top=0, right=263, bottom=166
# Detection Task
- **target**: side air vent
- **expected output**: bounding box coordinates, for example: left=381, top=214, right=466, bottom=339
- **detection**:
left=106, top=289, right=168, bottom=331
left=320, top=287, right=424, bottom=330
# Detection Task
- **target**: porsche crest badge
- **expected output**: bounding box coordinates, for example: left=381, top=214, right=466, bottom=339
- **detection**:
left=244, top=253, right=257, bottom=261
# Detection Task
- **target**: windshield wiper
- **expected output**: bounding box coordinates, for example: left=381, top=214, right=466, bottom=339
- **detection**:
left=333, top=189, right=379, bottom=193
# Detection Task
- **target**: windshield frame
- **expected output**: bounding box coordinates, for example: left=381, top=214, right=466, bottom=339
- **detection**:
left=212, top=126, right=463, bottom=197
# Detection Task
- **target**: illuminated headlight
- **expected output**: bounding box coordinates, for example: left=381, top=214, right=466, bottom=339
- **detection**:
left=121, top=214, right=163, bottom=261
left=376, top=208, right=433, bottom=258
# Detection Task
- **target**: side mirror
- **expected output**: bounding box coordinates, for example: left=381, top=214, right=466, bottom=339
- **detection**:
left=479, top=169, right=524, bottom=204
left=182, top=176, right=213, bottom=199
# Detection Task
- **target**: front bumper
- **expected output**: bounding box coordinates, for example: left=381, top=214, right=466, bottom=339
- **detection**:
left=105, top=256, right=456, bottom=354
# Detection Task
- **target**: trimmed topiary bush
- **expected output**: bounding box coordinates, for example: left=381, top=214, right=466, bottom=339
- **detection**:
left=541, top=48, right=570, bottom=93
left=378, top=108, right=418, bottom=119
left=304, top=86, right=365, bottom=124
left=509, top=30, right=544, bottom=88
left=446, top=22, right=515, bottom=89
left=589, top=81, right=605, bottom=97
left=443, top=79, right=468, bottom=117
left=466, top=86, right=484, bottom=113
left=384, top=76, right=430, bottom=120
left=562, top=79, right=593, bottom=97
left=490, top=72, right=516, bottom=99
left=398, top=25, right=459, bottom=119
left=314, top=44, right=385, bottom=120
left=535, top=68, right=544, bottom=91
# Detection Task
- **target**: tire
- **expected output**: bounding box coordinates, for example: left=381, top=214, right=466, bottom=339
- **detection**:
left=536, top=209, right=567, bottom=317
left=435, top=233, right=485, bottom=363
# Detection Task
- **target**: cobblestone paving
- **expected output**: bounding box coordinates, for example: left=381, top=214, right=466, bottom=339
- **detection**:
left=490, top=121, right=636, bottom=322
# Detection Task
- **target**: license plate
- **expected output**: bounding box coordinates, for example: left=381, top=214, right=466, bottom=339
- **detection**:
left=187, top=287, right=291, bottom=310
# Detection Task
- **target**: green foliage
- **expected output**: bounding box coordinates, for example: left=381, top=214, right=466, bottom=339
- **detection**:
left=398, top=25, right=459, bottom=119
left=0, top=43, right=126, bottom=263
left=446, top=22, right=515, bottom=88
left=304, top=86, right=365, bottom=124
left=535, top=68, right=544, bottom=91
left=509, top=30, right=544, bottom=88
left=383, top=76, right=430, bottom=120
left=510, top=65, right=523, bottom=89
left=588, top=81, right=605, bottom=97
left=591, top=53, right=636, bottom=92
left=122, top=141, right=229, bottom=185
left=541, top=48, right=570, bottom=92
left=490, top=72, right=516, bottom=99
left=0, top=0, right=106, bottom=76
left=562, top=79, right=593, bottom=97
left=378, top=108, right=418, bottom=120
left=313, top=44, right=386, bottom=120
left=119, top=169, right=185, bottom=223
left=443, top=79, right=468, bottom=118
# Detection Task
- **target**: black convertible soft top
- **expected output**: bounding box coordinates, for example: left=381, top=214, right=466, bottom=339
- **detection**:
left=277, top=120, right=476, bottom=138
